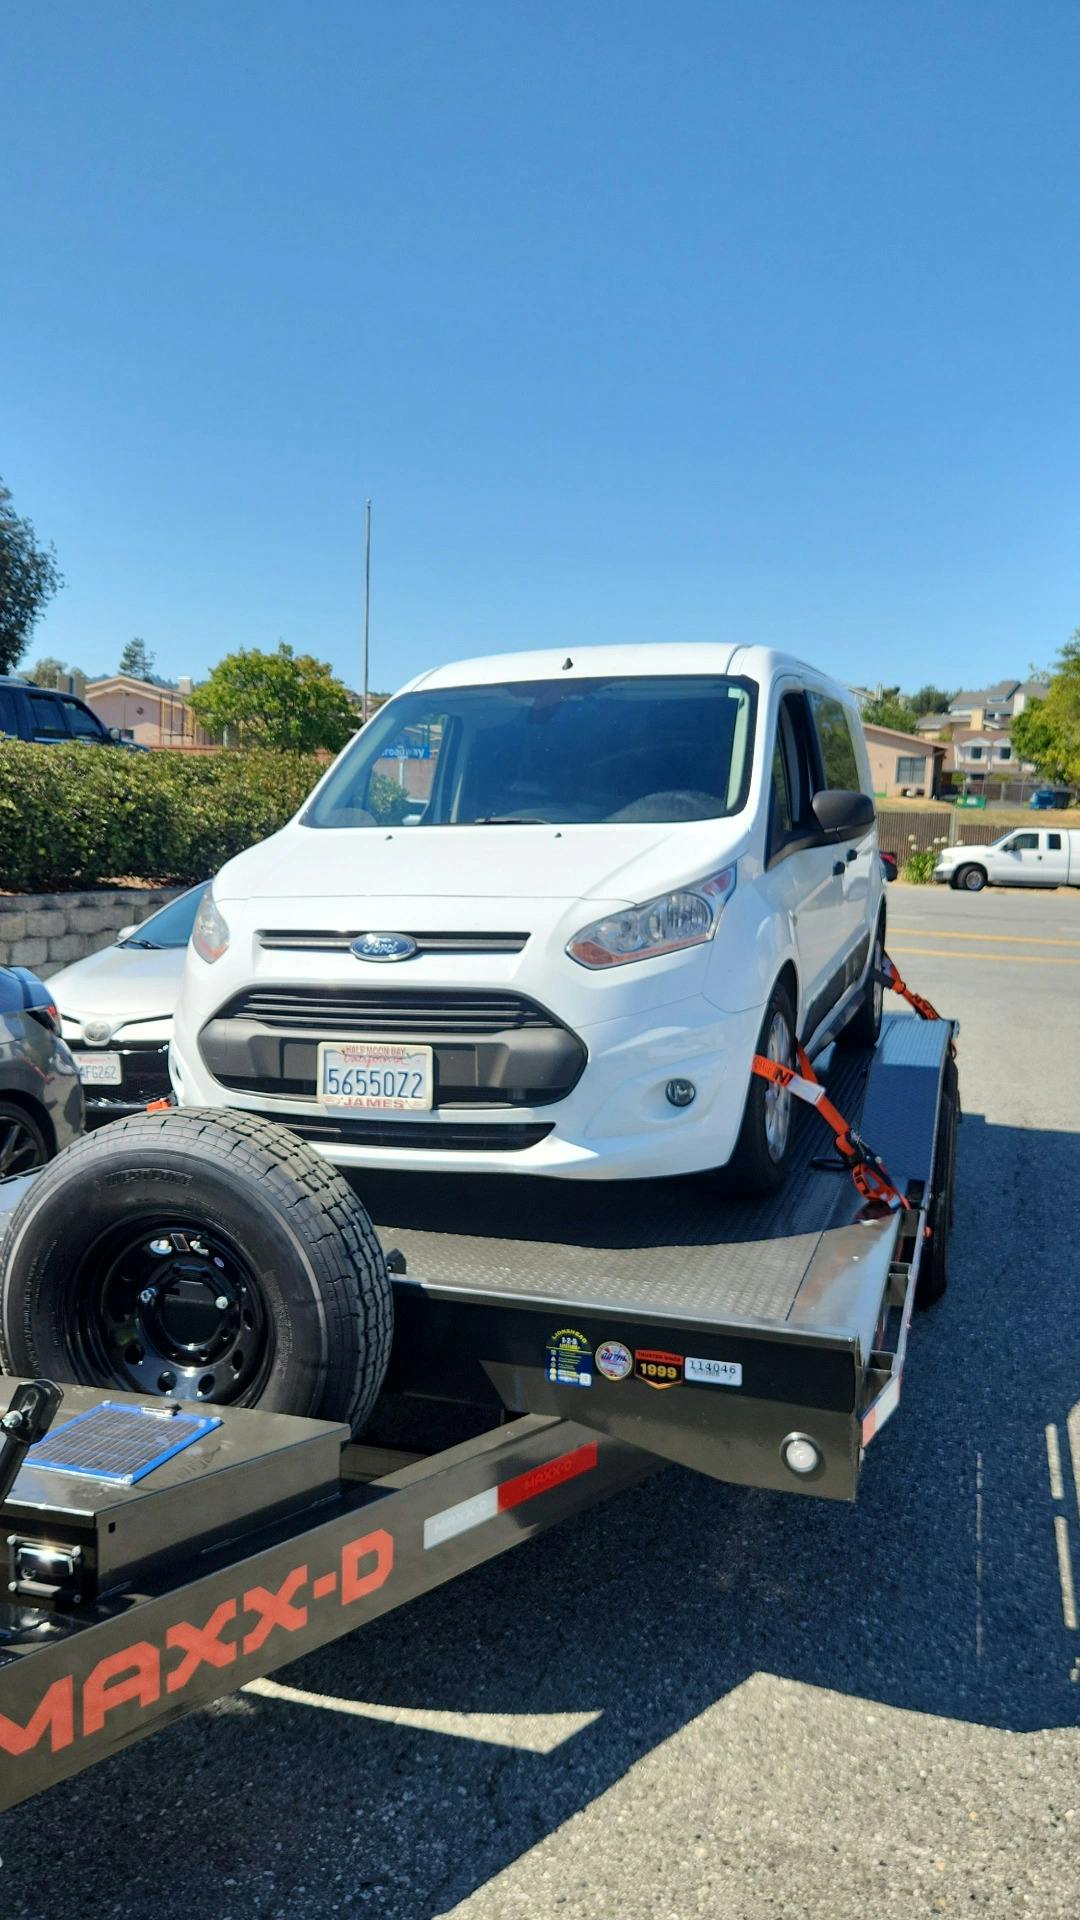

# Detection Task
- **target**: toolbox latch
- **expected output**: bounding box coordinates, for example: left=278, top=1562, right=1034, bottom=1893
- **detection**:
left=6, top=1536, right=84, bottom=1604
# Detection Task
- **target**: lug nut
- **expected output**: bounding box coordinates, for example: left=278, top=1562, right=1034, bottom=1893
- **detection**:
left=139, top=1287, right=156, bottom=1305
left=214, top=1295, right=229, bottom=1311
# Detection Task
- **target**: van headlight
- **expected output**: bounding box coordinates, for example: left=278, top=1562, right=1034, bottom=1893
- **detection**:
left=567, top=867, right=736, bottom=969
left=191, top=889, right=231, bottom=964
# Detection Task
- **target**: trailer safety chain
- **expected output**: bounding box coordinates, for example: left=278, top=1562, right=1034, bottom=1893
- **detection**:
left=750, top=1044, right=911, bottom=1213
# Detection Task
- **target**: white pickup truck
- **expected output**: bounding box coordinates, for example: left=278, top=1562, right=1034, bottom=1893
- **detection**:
left=935, top=826, right=1080, bottom=892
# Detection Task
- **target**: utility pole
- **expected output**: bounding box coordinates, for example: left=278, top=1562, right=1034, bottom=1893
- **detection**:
left=362, top=499, right=372, bottom=723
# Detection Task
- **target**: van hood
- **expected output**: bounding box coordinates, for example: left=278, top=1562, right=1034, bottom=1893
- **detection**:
left=214, top=819, right=749, bottom=909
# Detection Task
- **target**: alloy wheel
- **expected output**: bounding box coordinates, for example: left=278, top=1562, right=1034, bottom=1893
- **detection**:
left=763, top=1010, right=793, bottom=1161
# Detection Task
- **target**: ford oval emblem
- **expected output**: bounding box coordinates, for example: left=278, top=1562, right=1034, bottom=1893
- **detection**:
left=350, top=932, right=418, bottom=963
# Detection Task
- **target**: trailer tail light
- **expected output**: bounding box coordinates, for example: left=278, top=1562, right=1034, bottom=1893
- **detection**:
left=781, top=1434, right=822, bottom=1478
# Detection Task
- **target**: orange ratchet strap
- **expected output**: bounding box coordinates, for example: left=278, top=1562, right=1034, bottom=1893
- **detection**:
left=880, top=953, right=942, bottom=1023
left=750, top=1044, right=910, bottom=1212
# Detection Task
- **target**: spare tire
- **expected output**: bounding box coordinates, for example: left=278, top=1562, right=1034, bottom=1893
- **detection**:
left=0, top=1109, right=392, bottom=1433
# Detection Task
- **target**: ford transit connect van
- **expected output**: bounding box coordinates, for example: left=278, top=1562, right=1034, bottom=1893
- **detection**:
left=171, top=645, right=883, bottom=1192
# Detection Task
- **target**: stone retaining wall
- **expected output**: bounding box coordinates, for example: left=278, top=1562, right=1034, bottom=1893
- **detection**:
left=0, top=889, right=185, bottom=979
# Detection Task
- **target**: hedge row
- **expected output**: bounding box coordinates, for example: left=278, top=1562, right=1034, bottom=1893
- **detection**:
left=0, top=743, right=324, bottom=891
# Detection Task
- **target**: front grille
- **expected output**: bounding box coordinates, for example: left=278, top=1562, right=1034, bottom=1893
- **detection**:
left=219, top=986, right=555, bottom=1036
left=202, top=987, right=587, bottom=1108
left=257, top=930, right=529, bottom=956
left=250, top=1112, right=553, bottom=1152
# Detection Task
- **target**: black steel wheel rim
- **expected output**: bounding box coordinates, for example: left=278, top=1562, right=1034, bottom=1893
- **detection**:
left=67, top=1218, right=273, bottom=1403
left=0, top=1112, right=47, bottom=1178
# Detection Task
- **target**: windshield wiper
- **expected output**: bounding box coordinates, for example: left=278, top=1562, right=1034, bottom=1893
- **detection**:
left=472, top=815, right=551, bottom=825
left=118, top=938, right=161, bottom=949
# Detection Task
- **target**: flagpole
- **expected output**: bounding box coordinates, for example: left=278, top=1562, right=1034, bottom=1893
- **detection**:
left=362, top=499, right=372, bottom=723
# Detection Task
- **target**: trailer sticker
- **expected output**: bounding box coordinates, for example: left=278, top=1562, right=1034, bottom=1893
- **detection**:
left=594, top=1340, right=632, bottom=1381
left=423, top=1442, right=599, bottom=1550
left=685, top=1356, right=743, bottom=1389
left=634, top=1348, right=684, bottom=1389
left=545, top=1327, right=592, bottom=1387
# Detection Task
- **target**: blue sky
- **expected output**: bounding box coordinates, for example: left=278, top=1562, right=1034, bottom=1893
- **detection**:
left=5, top=1, right=1079, bottom=695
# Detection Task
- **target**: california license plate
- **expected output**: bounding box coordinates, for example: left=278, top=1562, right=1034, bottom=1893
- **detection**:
left=317, top=1041, right=433, bottom=1111
left=73, top=1052, right=122, bottom=1086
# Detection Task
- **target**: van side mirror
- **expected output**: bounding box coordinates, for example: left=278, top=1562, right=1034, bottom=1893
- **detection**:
left=811, top=789, right=875, bottom=842
left=117, top=924, right=137, bottom=942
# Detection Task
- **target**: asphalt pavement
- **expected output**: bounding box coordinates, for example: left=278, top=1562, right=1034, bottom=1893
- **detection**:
left=2, top=882, right=1079, bottom=1919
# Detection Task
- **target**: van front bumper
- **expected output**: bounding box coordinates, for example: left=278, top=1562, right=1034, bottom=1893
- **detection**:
left=170, top=995, right=765, bottom=1181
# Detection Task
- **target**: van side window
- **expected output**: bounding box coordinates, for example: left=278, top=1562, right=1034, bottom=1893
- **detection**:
left=0, top=689, right=20, bottom=737
left=770, top=737, right=794, bottom=839
left=768, top=692, right=817, bottom=859
left=807, top=691, right=861, bottom=791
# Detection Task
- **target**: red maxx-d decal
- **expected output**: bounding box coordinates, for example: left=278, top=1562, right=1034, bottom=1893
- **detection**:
left=0, top=1525, right=394, bottom=1759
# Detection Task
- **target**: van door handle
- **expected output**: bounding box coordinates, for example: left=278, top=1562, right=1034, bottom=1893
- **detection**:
left=832, top=860, right=845, bottom=876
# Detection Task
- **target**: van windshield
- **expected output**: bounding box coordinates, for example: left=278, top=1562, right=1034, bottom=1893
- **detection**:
left=305, top=676, right=757, bottom=829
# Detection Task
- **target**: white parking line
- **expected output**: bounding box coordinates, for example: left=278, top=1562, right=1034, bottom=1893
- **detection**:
left=1053, top=1518, right=1078, bottom=1632
left=1046, top=1423, right=1066, bottom=1501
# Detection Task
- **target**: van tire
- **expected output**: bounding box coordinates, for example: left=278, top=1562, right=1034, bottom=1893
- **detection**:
left=729, top=979, right=798, bottom=1196
left=954, top=864, right=987, bottom=892
left=0, top=1109, right=393, bottom=1434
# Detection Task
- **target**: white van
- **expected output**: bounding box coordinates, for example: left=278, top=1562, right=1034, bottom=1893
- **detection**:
left=171, top=645, right=884, bottom=1192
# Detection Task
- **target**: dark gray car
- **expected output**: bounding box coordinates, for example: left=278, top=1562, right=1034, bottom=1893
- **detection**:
left=0, top=967, right=84, bottom=1173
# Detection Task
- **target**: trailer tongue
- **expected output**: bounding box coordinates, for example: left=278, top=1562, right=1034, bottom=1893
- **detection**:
left=0, top=1012, right=957, bottom=1810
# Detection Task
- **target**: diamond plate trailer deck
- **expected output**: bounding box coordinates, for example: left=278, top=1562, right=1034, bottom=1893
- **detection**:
left=0, top=1013, right=956, bottom=1810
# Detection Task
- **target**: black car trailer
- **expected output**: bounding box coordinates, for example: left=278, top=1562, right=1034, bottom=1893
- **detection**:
left=0, top=1010, right=957, bottom=1812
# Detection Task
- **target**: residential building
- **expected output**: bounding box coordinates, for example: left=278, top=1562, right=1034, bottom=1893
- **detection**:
left=84, top=674, right=215, bottom=750
left=862, top=722, right=946, bottom=799
left=913, top=677, right=1048, bottom=785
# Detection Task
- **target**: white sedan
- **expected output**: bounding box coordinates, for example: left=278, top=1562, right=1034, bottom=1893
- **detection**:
left=48, top=884, right=208, bottom=1126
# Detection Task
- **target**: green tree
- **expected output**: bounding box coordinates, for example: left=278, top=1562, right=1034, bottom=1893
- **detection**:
left=27, top=655, right=88, bottom=697
left=119, top=636, right=155, bottom=680
left=0, top=478, right=63, bottom=672
left=909, top=685, right=955, bottom=718
left=28, top=655, right=67, bottom=689
left=1010, top=699, right=1067, bottom=781
left=862, top=687, right=918, bottom=733
left=190, top=642, right=357, bottom=753
left=1012, top=633, right=1080, bottom=787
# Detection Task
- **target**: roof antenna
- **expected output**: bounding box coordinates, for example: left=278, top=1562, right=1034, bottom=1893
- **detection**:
left=562, top=656, right=573, bottom=670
